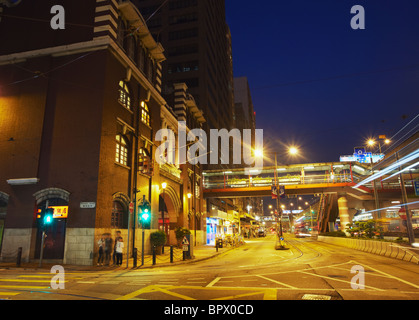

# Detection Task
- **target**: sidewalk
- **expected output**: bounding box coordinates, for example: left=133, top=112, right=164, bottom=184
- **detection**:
left=0, top=244, right=237, bottom=272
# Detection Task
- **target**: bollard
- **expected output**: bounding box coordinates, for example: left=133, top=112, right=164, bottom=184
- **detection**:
left=133, top=248, right=138, bottom=268
left=216, top=242, right=218, bottom=252
left=170, top=246, right=173, bottom=263
left=152, top=246, right=156, bottom=265
left=16, top=247, right=22, bottom=267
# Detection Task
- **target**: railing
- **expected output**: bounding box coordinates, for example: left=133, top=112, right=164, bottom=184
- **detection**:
left=204, top=172, right=358, bottom=189
left=203, top=171, right=412, bottom=191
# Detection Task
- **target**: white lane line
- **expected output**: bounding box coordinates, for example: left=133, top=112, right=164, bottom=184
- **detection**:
left=351, top=260, right=419, bottom=289
left=256, top=275, right=297, bottom=289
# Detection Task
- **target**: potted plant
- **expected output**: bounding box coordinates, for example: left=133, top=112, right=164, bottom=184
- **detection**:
left=150, top=231, right=166, bottom=255
left=175, top=226, right=191, bottom=248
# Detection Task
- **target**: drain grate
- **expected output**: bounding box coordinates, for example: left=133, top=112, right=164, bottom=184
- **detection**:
left=302, top=294, right=332, bottom=300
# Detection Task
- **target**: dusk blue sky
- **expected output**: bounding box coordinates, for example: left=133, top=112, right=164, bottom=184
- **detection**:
left=226, top=0, right=419, bottom=164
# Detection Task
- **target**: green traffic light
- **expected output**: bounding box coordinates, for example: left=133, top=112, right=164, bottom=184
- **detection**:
left=142, top=212, right=150, bottom=221
left=44, top=214, right=53, bottom=224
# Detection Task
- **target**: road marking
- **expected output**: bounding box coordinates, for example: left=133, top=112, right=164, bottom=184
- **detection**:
left=157, top=287, right=195, bottom=300
left=212, top=291, right=265, bottom=300
left=297, top=270, right=384, bottom=291
left=100, top=281, right=121, bottom=285
left=0, top=285, right=50, bottom=289
left=351, top=260, right=419, bottom=289
left=241, top=279, right=258, bottom=282
left=206, top=277, right=220, bottom=287
left=256, top=275, right=297, bottom=289
left=117, top=284, right=278, bottom=301
left=0, top=292, right=20, bottom=296
left=18, top=275, right=83, bottom=279
left=0, top=279, right=67, bottom=283
left=116, top=285, right=159, bottom=300
left=76, top=281, right=96, bottom=284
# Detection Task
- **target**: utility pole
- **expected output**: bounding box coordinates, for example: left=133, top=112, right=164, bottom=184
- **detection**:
left=396, top=152, right=415, bottom=244
left=274, top=152, right=283, bottom=238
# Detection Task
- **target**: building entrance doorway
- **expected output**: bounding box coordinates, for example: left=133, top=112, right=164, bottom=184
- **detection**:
left=34, top=199, right=67, bottom=260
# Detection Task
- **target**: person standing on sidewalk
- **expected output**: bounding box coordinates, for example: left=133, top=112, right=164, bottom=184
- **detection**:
left=97, top=234, right=105, bottom=266
left=115, top=237, right=124, bottom=266
left=104, top=233, right=112, bottom=266
left=112, top=231, right=122, bottom=266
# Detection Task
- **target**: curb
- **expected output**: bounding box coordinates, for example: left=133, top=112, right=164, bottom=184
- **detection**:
left=0, top=246, right=238, bottom=272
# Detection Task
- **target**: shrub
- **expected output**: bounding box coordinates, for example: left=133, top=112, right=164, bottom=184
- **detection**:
left=175, top=226, right=191, bottom=241
left=321, top=231, right=346, bottom=237
left=150, top=230, right=166, bottom=247
left=346, top=219, right=383, bottom=238
left=174, top=227, right=191, bottom=247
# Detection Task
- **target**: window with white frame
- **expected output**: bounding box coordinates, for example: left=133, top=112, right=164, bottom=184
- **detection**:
left=116, top=134, right=129, bottom=166
left=141, top=101, right=150, bottom=126
left=118, top=81, right=131, bottom=110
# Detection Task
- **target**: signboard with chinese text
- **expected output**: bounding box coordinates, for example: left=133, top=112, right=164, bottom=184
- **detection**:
left=49, top=206, right=68, bottom=219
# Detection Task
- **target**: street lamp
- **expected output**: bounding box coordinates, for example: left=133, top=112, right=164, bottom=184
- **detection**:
left=367, top=136, right=391, bottom=154
left=254, top=146, right=301, bottom=240
left=288, top=146, right=299, bottom=156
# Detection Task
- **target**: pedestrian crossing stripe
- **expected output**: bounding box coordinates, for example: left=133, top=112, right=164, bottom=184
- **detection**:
left=0, top=285, right=50, bottom=289
left=0, top=292, right=20, bottom=296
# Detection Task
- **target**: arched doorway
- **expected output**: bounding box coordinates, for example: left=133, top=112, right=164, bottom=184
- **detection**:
left=34, top=196, right=68, bottom=260
left=159, top=185, right=181, bottom=246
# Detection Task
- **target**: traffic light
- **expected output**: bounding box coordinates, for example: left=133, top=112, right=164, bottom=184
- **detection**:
left=44, top=208, right=54, bottom=225
left=36, top=207, right=54, bottom=228
left=139, top=200, right=151, bottom=229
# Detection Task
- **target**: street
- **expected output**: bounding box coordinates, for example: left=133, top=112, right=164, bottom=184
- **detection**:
left=0, top=234, right=418, bottom=301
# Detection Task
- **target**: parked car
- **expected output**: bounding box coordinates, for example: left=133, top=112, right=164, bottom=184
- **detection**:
left=258, top=229, right=266, bottom=237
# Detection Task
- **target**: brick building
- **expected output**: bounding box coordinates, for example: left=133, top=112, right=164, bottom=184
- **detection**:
left=0, top=0, right=205, bottom=265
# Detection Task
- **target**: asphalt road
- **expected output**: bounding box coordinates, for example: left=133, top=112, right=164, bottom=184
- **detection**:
left=0, top=233, right=418, bottom=301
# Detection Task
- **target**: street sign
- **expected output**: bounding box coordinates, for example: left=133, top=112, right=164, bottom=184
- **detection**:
left=354, top=147, right=366, bottom=155
left=182, top=236, right=190, bottom=252
left=271, top=185, right=277, bottom=199
left=182, top=236, right=189, bottom=245
left=279, top=185, right=285, bottom=198
left=414, top=181, right=419, bottom=197
left=398, top=208, right=407, bottom=221
left=129, top=202, right=134, bottom=214
left=80, top=202, right=96, bottom=209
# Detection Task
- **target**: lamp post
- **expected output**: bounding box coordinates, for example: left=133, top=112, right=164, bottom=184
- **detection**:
left=366, top=137, right=390, bottom=220
left=255, top=146, right=300, bottom=240
left=186, top=192, right=196, bottom=247
left=161, top=182, right=167, bottom=254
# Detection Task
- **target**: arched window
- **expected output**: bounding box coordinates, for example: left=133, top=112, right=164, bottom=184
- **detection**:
left=116, top=134, right=129, bottom=166
left=111, top=200, right=125, bottom=229
left=118, top=80, right=131, bottom=110
left=140, top=101, right=150, bottom=126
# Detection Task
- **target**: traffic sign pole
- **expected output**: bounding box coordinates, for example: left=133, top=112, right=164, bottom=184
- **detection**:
left=38, top=200, right=48, bottom=268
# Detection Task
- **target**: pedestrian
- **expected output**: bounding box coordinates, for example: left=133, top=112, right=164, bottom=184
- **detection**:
left=104, top=233, right=112, bottom=266
left=112, top=231, right=122, bottom=266
left=97, top=234, right=105, bottom=266
left=115, top=237, right=124, bottom=266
